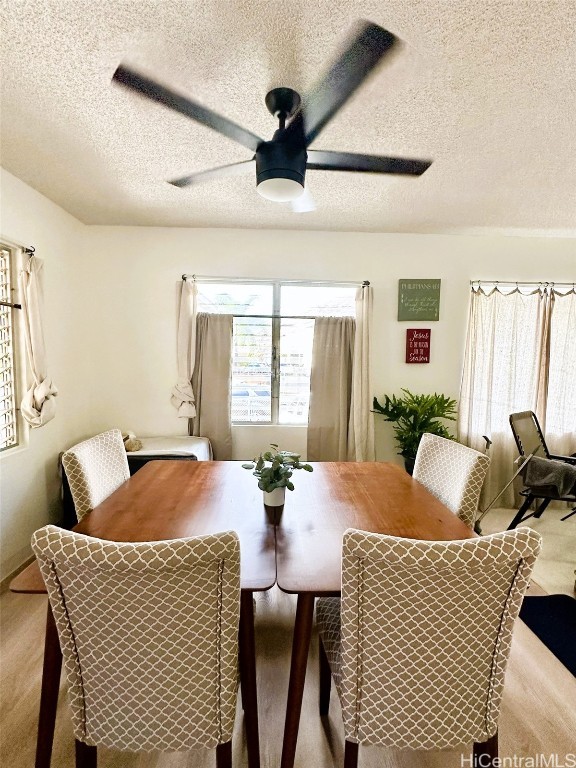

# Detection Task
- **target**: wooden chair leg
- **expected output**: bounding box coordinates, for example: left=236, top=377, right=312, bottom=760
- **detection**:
left=473, top=730, right=498, bottom=767
left=75, top=740, right=97, bottom=768
left=216, top=741, right=232, bottom=768
left=318, top=638, right=331, bottom=716
left=344, top=740, right=359, bottom=768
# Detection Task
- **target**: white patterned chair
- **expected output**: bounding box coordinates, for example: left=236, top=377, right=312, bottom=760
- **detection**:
left=31, top=525, right=241, bottom=768
left=61, top=429, right=130, bottom=521
left=316, top=527, right=541, bottom=768
left=413, top=432, right=490, bottom=528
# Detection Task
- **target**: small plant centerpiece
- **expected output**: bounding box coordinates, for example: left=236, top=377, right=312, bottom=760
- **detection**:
left=242, top=444, right=313, bottom=508
left=372, top=389, right=457, bottom=474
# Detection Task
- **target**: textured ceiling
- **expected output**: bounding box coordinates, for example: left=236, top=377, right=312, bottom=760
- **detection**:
left=1, top=0, right=576, bottom=234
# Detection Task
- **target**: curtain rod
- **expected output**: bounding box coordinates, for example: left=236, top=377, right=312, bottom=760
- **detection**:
left=182, top=274, right=369, bottom=287
left=225, top=313, right=354, bottom=320
left=229, top=314, right=332, bottom=320
left=471, top=280, right=574, bottom=288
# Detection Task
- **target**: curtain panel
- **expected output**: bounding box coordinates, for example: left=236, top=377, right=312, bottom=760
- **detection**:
left=545, top=290, right=576, bottom=458
left=19, top=255, right=58, bottom=427
left=307, top=284, right=375, bottom=462
left=348, top=283, right=375, bottom=461
left=171, top=279, right=198, bottom=418
left=307, top=316, right=355, bottom=461
left=458, top=284, right=575, bottom=507
left=190, top=312, right=233, bottom=460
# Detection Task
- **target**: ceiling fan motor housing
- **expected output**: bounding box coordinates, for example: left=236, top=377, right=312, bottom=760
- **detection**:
left=256, top=138, right=307, bottom=188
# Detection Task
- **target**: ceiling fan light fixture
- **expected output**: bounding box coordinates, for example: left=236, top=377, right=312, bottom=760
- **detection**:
left=257, top=176, right=304, bottom=202
left=256, top=140, right=307, bottom=202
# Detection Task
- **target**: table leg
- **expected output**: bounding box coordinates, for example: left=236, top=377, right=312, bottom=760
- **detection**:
left=239, top=591, right=260, bottom=768
left=35, top=601, right=62, bottom=768
left=280, top=593, right=315, bottom=768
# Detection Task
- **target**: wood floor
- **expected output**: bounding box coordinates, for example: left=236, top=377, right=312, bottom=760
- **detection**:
left=1, top=583, right=576, bottom=768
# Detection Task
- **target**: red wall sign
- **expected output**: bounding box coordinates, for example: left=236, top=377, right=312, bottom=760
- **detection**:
left=406, top=329, right=431, bottom=363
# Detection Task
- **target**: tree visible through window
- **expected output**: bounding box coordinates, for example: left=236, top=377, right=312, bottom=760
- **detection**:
left=197, top=282, right=356, bottom=424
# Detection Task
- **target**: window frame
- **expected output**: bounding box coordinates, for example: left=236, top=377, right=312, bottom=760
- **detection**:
left=196, top=279, right=357, bottom=426
left=0, top=241, right=23, bottom=452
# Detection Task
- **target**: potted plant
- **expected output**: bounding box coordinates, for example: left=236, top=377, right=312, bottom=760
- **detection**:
left=372, top=389, right=457, bottom=474
left=242, top=444, right=313, bottom=508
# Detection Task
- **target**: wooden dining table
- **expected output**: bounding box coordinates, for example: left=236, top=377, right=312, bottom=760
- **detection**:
left=274, top=461, right=475, bottom=768
left=11, top=459, right=474, bottom=768
left=10, top=460, right=277, bottom=768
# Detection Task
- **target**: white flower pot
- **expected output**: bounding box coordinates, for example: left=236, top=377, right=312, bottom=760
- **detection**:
left=263, top=487, right=286, bottom=507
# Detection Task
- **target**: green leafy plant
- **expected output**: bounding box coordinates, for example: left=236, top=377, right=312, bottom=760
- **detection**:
left=242, top=444, right=313, bottom=492
left=372, top=389, right=457, bottom=460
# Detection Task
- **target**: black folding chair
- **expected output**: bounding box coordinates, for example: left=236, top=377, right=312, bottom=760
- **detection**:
left=507, top=411, right=576, bottom=529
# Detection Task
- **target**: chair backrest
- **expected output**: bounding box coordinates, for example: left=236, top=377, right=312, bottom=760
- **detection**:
left=62, top=429, right=130, bottom=521
left=509, top=411, right=549, bottom=459
left=338, top=527, right=541, bottom=750
left=31, top=525, right=240, bottom=752
left=412, top=433, right=490, bottom=528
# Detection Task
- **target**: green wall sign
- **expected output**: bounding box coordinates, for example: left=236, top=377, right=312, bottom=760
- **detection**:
left=398, top=279, right=441, bottom=321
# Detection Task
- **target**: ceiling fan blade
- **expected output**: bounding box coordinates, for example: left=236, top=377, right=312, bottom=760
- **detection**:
left=290, top=188, right=316, bottom=213
left=284, top=21, right=397, bottom=147
left=169, top=159, right=255, bottom=188
left=113, top=64, right=264, bottom=153
left=307, top=149, right=432, bottom=176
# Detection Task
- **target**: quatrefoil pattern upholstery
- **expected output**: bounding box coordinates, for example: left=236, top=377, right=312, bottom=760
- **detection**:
left=62, top=429, right=130, bottom=521
left=31, top=525, right=240, bottom=752
left=413, top=432, right=490, bottom=528
left=316, top=527, right=541, bottom=750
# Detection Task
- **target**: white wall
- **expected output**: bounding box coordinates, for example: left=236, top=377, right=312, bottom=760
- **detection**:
left=0, top=169, right=91, bottom=578
left=1, top=169, right=574, bottom=578
left=82, top=226, right=575, bottom=462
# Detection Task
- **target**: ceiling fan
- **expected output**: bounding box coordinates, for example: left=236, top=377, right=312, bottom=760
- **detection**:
left=112, top=20, right=432, bottom=211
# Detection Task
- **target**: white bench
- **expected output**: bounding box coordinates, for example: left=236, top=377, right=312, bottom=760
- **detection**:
left=126, top=436, right=212, bottom=462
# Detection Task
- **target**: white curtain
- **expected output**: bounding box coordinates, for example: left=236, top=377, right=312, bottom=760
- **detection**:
left=348, top=284, right=375, bottom=461
left=307, top=317, right=355, bottom=461
left=191, top=313, right=233, bottom=459
left=458, top=284, right=575, bottom=507
left=545, top=289, right=576, bottom=457
left=19, top=255, right=58, bottom=427
left=171, top=279, right=198, bottom=417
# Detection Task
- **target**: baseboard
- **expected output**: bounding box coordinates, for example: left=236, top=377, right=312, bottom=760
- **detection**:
left=0, top=555, right=35, bottom=594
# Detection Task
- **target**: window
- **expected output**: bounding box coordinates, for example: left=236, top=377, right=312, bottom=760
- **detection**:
left=458, top=282, right=576, bottom=505
left=0, top=244, right=19, bottom=450
left=197, top=282, right=356, bottom=424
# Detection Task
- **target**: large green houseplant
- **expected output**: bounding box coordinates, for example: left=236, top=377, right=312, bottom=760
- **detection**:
left=372, top=389, right=457, bottom=473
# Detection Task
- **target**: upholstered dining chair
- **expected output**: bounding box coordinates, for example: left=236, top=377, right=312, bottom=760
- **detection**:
left=412, top=432, right=490, bottom=528
left=31, top=525, right=241, bottom=768
left=61, top=429, right=130, bottom=521
left=316, top=528, right=541, bottom=768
